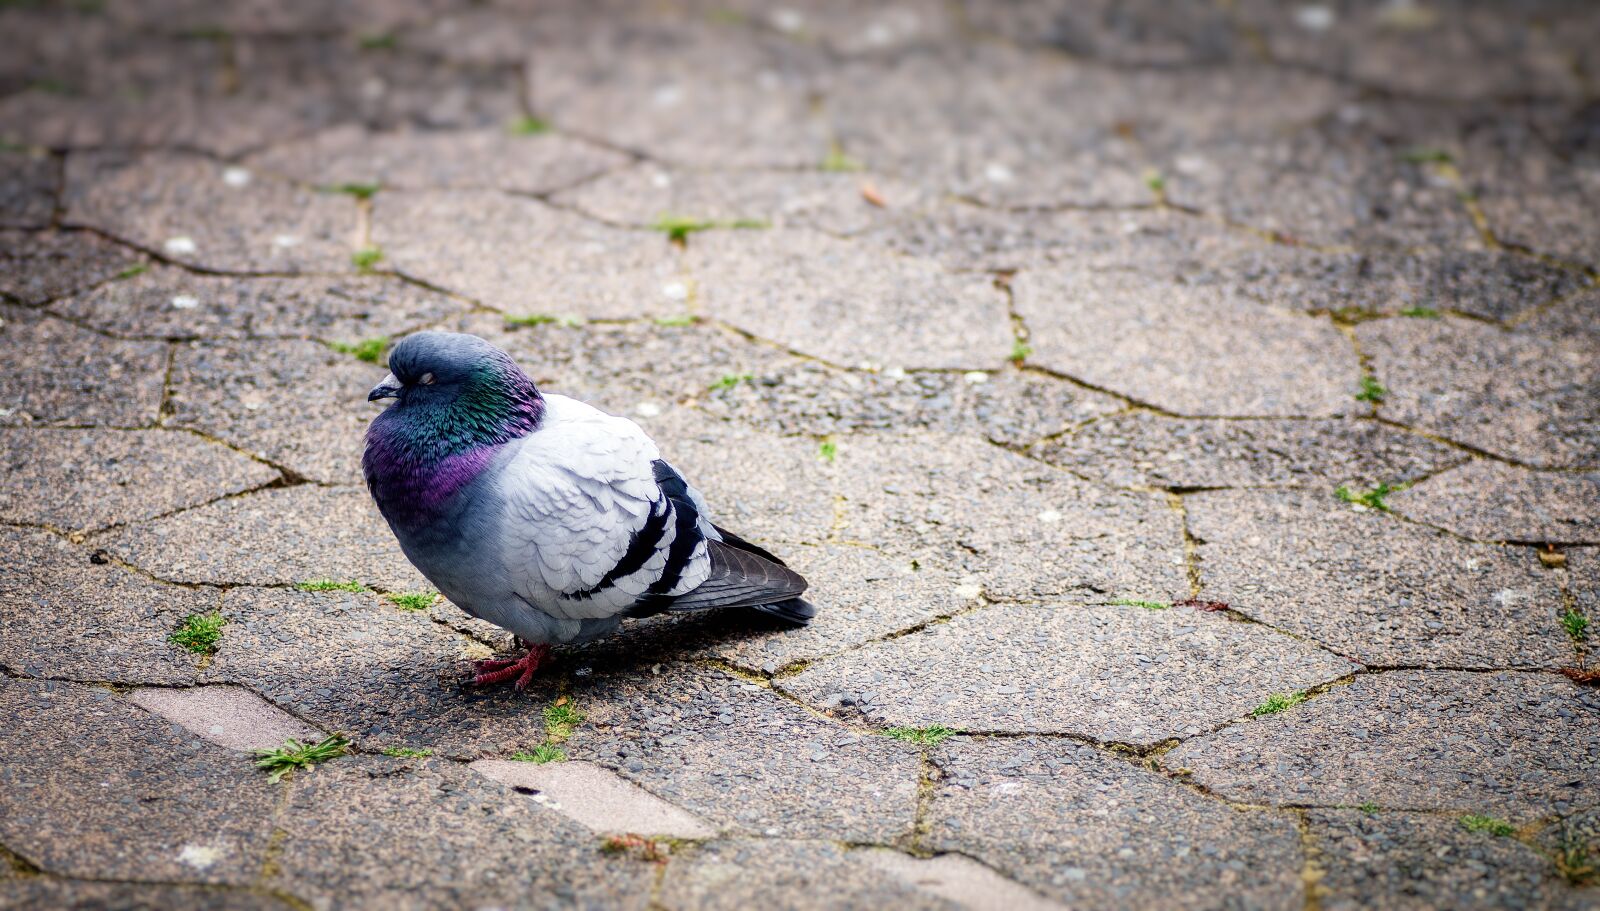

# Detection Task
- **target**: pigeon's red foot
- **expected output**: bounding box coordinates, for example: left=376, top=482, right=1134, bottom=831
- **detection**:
left=470, top=642, right=551, bottom=691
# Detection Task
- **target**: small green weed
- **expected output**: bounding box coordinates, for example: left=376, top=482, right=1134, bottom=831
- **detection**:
left=1251, top=691, right=1308, bottom=717
left=1401, top=147, right=1453, bottom=164
left=505, top=313, right=583, bottom=328
left=544, top=700, right=584, bottom=742
left=709, top=373, right=753, bottom=392
left=1400, top=306, right=1441, bottom=318
left=818, top=440, right=838, bottom=463
left=1355, top=374, right=1387, bottom=403
left=388, top=592, right=438, bottom=612
left=1460, top=814, right=1516, bottom=837
left=1358, top=802, right=1380, bottom=815
left=322, top=181, right=380, bottom=200
left=1110, top=598, right=1169, bottom=610
left=511, top=744, right=567, bottom=763
left=1010, top=340, right=1032, bottom=364
left=655, top=314, right=697, bottom=327
left=651, top=215, right=769, bottom=242
left=1563, top=608, right=1590, bottom=643
left=330, top=337, right=387, bottom=363
left=351, top=246, right=383, bottom=271
left=169, top=611, right=226, bottom=655
left=296, top=579, right=367, bottom=593
left=821, top=148, right=863, bottom=172
left=254, top=735, right=349, bottom=783
left=1144, top=170, right=1166, bottom=192
left=116, top=263, right=149, bottom=279
left=883, top=725, right=956, bottom=745
left=1335, top=482, right=1397, bottom=512
left=381, top=746, right=432, bottom=758
left=508, top=115, right=551, bottom=136
left=357, top=32, right=397, bottom=50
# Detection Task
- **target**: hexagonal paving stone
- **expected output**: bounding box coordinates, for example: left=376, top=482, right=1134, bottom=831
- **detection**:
left=0, top=151, right=55, bottom=229
left=830, top=433, right=1188, bottom=600
left=1166, top=671, right=1600, bottom=821
left=1015, top=266, right=1359, bottom=417
left=1390, top=460, right=1600, bottom=545
left=658, top=840, right=958, bottom=911
left=0, top=427, right=276, bottom=532
left=0, top=305, right=167, bottom=427
left=64, top=151, right=358, bottom=273
left=53, top=269, right=467, bottom=342
left=1357, top=316, right=1600, bottom=468
left=0, top=229, right=144, bottom=306
left=247, top=124, right=629, bottom=196
left=0, top=880, right=295, bottom=911
left=265, top=756, right=654, bottom=911
left=1034, top=414, right=1465, bottom=490
left=1187, top=489, right=1572, bottom=668
left=0, top=679, right=279, bottom=883
left=688, top=229, right=1013, bottom=370
left=374, top=190, right=683, bottom=318
left=98, top=484, right=425, bottom=592
left=784, top=603, right=1355, bottom=746
left=529, top=20, right=829, bottom=168
left=1311, top=810, right=1583, bottom=911
left=166, top=339, right=378, bottom=484
left=0, top=526, right=213, bottom=684
left=567, top=664, right=922, bottom=842
left=928, top=736, right=1305, bottom=910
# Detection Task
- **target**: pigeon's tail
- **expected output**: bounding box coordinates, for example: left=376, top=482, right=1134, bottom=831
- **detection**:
left=747, top=597, right=816, bottom=627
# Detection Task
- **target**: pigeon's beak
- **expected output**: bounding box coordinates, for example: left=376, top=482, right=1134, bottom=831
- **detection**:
left=367, top=373, right=403, bottom=402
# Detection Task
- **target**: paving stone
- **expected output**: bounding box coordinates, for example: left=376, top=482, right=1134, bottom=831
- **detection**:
left=688, top=229, right=1013, bottom=370
left=249, top=124, right=628, bottom=196
left=1571, top=549, right=1600, bottom=634
left=0, top=427, right=277, bottom=533
left=0, top=678, right=279, bottom=883
left=1167, top=670, right=1600, bottom=821
left=831, top=432, right=1189, bottom=600
left=471, top=759, right=717, bottom=838
left=659, top=840, right=957, bottom=911
left=962, top=0, right=1238, bottom=65
left=105, top=0, right=446, bottom=38
left=128, top=685, right=325, bottom=753
left=928, top=736, right=1305, bottom=910
left=721, top=0, right=958, bottom=56
left=64, top=151, right=358, bottom=273
left=100, top=485, right=426, bottom=592
left=567, top=664, right=921, bottom=842
left=266, top=756, right=653, bottom=911
left=53, top=269, right=466, bottom=343
left=1357, top=316, right=1600, bottom=468
left=1390, top=460, right=1600, bottom=545
left=0, top=305, right=167, bottom=427
left=0, top=151, right=55, bottom=229
left=1466, top=111, right=1600, bottom=269
left=861, top=849, right=1066, bottom=911
left=374, top=190, right=682, bottom=319
left=1538, top=805, right=1600, bottom=898
left=785, top=603, right=1356, bottom=746
left=0, top=880, right=295, bottom=911
left=1311, top=810, right=1581, bottom=911
left=529, top=20, right=829, bottom=168
left=1015, top=266, right=1359, bottom=417
left=0, top=229, right=144, bottom=306
left=166, top=339, right=378, bottom=484
left=0, top=526, right=212, bottom=685
left=1034, top=414, right=1465, bottom=491
left=1188, top=489, right=1572, bottom=668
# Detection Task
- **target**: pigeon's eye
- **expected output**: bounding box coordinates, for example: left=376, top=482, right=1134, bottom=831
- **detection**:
left=418, top=373, right=436, bottom=385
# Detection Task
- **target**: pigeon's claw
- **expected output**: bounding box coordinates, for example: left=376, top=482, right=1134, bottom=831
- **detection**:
left=469, top=644, right=550, bottom=691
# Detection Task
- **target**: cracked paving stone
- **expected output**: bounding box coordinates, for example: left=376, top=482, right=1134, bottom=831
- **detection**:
left=129, top=685, right=325, bottom=753
left=265, top=756, right=653, bottom=911
left=785, top=603, right=1356, bottom=746
left=64, top=151, right=357, bottom=273
left=1034, top=414, right=1464, bottom=490
left=204, top=588, right=550, bottom=757
left=1357, top=316, right=1600, bottom=468
left=1189, top=489, right=1572, bottom=668
left=529, top=20, right=829, bottom=168
left=0, top=526, right=213, bottom=684
left=928, top=736, right=1305, bottom=910
left=658, top=840, right=957, bottom=911
left=247, top=124, right=630, bottom=196
left=0, top=229, right=145, bottom=306
left=688, top=229, right=1013, bottom=370
left=1466, top=111, right=1600, bottom=270
left=0, top=305, right=167, bottom=427
left=99, top=485, right=426, bottom=592
left=471, top=759, right=716, bottom=838
left=0, top=880, right=296, bottom=911
left=0, top=427, right=278, bottom=533
left=0, top=151, right=55, bottom=229
left=831, top=433, right=1188, bottom=600
left=1390, top=460, right=1600, bottom=545
left=1311, top=810, right=1586, bottom=911
left=166, top=339, right=380, bottom=485
left=567, top=664, right=921, bottom=842
left=862, top=850, right=1066, bottom=911
left=0, top=679, right=278, bottom=883
left=375, top=190, right=682, bottom=320
left=962, top=0, right=1239, bottom=65
left=1167, top=671, right=1600, bottom=821
left=552, top=164, right=929, bottom=237
left=53, top=268, right=467, bottom=343
left=1014, top=267, right=1358, bottom=418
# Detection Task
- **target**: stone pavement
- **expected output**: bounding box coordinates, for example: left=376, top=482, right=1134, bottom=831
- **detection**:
left=1, top=1, right=1599, bottom=908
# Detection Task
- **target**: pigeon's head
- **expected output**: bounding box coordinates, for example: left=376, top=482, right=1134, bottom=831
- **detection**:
left=366, top=331, right=543, bottom=445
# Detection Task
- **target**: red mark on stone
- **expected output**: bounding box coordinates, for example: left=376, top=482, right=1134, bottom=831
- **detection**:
left=1173, top=598, right=1229, bottom=612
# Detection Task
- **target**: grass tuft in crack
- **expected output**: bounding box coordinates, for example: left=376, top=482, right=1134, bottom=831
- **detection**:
left=709, top=373, right=754, bottom=392
left=1009, top=340, right=1032, bottom=365
left=1109, top=598, right=1168, bottom=610
left=1459, top=814, right=1515, bottom=837
left=505, top=313, right=583, bottom=329
left=116, top=263, right=149, bottom=279
left=1251, top=691, right=1308, bottom=717
left=651, top=214, right=768, bottom=242
left=1400, top=306, right=1441, bottom=319
left=388, top=592, right=438, bottom=612
left=381, top=746, right=432, bottom=758
left=169, top=611, right=226, bottom=655
left=511, top=744, right=567, bottom=764
left=883, top=725, right=956, bottom=745
left=818, top=439, right=838, bottom=463
left=330, top=337, right=387, bottom=363
left=254, top=735, right=349, bottom=783
left=655, top=314, right=698, bottom=327
left=1563, top=608, right=1590, bottom=644
left=508, top=115, right=551, bottom=136
left=543, top=700, right=584, bottom=742
left=1355, top=374, right=1387, bottom=403
left=296, top=578, right=367, bottom=593
left=351, top=246, right=383, bottom=271
left=322, top=181, right=380, bottom=200
left=1335, top=482, right=1399, bottom=512
left=821, top=148, right=863, bottom=172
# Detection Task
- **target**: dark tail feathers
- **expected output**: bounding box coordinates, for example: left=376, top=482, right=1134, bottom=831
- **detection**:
left=747, top=597, right=816, bottom=627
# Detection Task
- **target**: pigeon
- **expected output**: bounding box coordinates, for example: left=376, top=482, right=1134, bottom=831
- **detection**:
left=362, top=331, right=815, bottom=690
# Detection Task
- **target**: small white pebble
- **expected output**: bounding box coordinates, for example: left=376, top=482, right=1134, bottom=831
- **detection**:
left=1294, top=4, right=1335, bottom=30
left=983, top=162, right=1015, bottom=184
left=955, top=583, right=983, bottom=601
left=635, top=402, right=662, bottom=417
left=882, top=366, right=907, bottom=380
left=163, top=236, right=197, bottom=255
left=653, top=85, right=684, bottom=107
left=963, top=371, right=988, bottom=385
left=221, top=166, right=252, bottom=188
left=178, top=844, right=220, bottom=870
left=661, top=281, right=688, bottom=301
left=170, top=294, right=199, bottom=310
left=272, top=234, right=300, bottom=248
left=1037, top=509, right=1062, bottom=523
left=770, top=8, right=804, bottom=33
left=649, top=170, right=673, bottom=189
